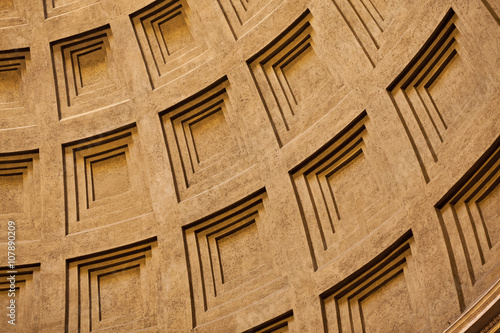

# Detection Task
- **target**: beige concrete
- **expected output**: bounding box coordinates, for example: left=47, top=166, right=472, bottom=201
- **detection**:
left=0, top=0, right=499, bottom=332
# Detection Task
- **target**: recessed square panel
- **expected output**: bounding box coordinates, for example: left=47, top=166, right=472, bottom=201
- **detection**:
left=90, top=152, right=131, bottom=201
left=189, top=108, right=232, bottom=164
left=326, top=150, right=381, bottom=228
left=51, top=25, right=126, bottom=119
left=360, top=272, right=414, bottom=333
left=217, top=221, right=262, bottom=284
left=66, top=238, right=159, bottom=332
left=281, top=45, right=331, bottom=105
left=97, top=265, right=142, bottom=322
left=159, top=12, right=195, bottom=56
left=0, top=265, right=40, bottom=333
left=436, top=136, right=500, bottom=309
left=320, top=232, right=423, bottom=332
left=248, top=10, right=343, bottom=146
left=63, top=124, right=151, bottom=234
left=130, top=0, right=211, bottom=89
left=183, top=190, right=284, bottom=327
left=0, top=173, right=23, bottom=213
left=0, top=69, right=20, bottom=103
left=290, top=111, right=389, bottom=269
left=0, top=150, right=40, bottom=242
left=387, top=9, right=499, bottom=183
left=160, top=78, right=250, bottom=201
left=77, top=46, right=109, bottom=89
left=0, top=48, right=31, bottom=129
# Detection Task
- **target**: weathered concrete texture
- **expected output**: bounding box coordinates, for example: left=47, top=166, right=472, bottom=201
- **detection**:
left=0, top=0, right=499, bottom=332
